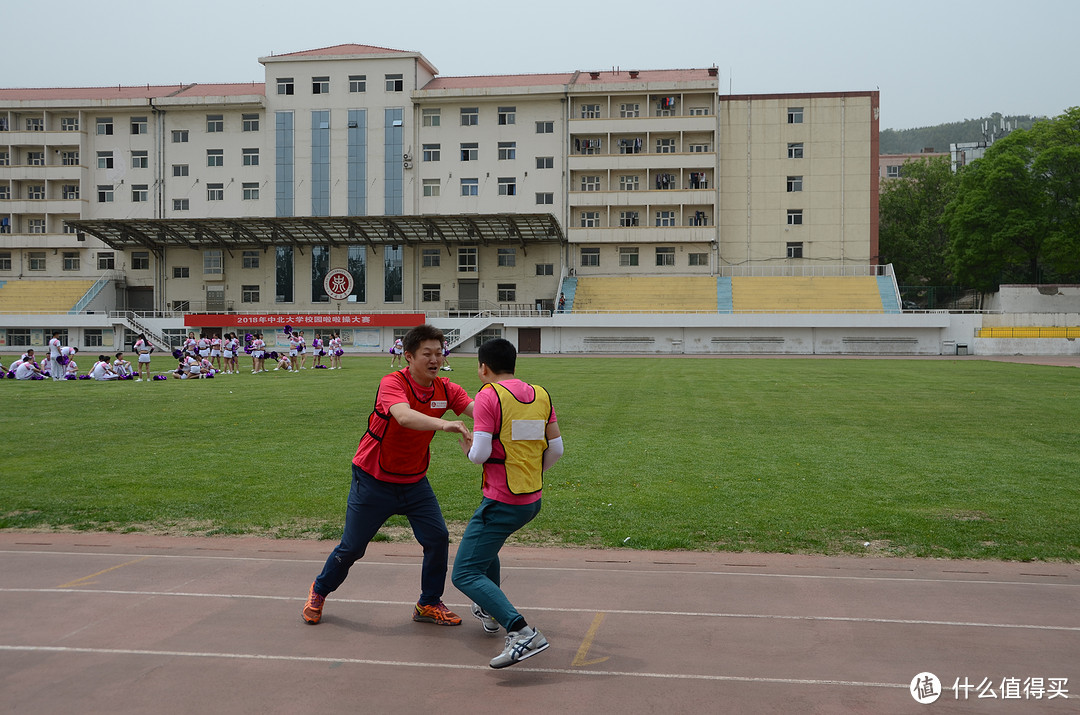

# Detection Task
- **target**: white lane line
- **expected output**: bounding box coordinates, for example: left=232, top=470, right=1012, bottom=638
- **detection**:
left=0, top=549, right=1076, bottom=588
left=1, top=588, right=1077, bottom=632
left=0, top=644, right=907, bottom=689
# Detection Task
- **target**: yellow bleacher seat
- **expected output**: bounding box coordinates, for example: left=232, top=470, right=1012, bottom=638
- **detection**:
left=0, top=280, right=97, bottom=313
left=731, top=276, right=884, bottom=313
left=573, top=276, right=717, bottom=312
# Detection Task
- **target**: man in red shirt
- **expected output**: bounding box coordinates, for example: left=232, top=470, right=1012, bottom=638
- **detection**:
left=303, top=324, right=474, bottom=627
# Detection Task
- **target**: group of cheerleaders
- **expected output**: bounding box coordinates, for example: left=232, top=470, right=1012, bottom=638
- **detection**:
left=169, top=330, right=345, bottom=379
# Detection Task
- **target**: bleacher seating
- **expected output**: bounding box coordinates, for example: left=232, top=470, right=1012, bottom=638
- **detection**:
left=978, top=327, right=1080, bottom=338
left=0, top=280, right=97, bottom=313
left=731, top=276, right=885, bottom=313
left=572, top=276, right=718, bottom=312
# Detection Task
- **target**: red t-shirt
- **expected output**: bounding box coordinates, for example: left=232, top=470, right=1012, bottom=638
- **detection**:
left=353, top=368, right=472, bottom=483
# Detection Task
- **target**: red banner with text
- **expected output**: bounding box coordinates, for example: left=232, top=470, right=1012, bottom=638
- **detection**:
left=183, top=313, right=425, bottom=328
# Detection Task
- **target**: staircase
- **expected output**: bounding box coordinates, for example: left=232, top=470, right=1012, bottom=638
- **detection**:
left=443, top=312, right=498, bottom=350
left=116, top=312, right=171, bottom=350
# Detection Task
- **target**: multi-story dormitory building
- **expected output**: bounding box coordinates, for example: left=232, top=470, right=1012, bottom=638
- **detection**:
left=1, top=43, right=896, bottom=355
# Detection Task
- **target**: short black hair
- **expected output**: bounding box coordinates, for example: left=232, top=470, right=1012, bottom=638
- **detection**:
left=402, top=324, right=444, bottom=355
left=477, top=338, right=516, bottom=375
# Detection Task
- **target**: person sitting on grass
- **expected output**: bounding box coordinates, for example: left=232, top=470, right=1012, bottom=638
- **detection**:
left=90, top=355, right=118, bottom=380
left=112, top=352, right=134, bottom=378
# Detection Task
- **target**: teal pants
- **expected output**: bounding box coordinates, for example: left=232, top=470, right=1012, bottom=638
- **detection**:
left=452, top=497, right=541, bottom=629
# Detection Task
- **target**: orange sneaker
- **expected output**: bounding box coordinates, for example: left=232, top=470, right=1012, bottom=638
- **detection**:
left=303, top=582, right=325, bottom=624
left=412, top=601, right=462, bottom=626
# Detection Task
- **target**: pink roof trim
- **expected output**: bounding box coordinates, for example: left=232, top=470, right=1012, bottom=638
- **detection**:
left=0, top=83, right=265, bottom=101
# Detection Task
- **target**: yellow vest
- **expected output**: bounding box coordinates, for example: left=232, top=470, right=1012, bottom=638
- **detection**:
left=487, top=381, right=552, bottom=495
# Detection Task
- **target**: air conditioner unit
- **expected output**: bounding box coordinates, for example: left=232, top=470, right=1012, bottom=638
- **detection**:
left=403, top=161, right=412, bottom=169
left=403, top=152, right=412, bottom=161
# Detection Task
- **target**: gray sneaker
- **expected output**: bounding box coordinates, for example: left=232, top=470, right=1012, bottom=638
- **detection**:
left=489, top=626, right=549, bottom=669
left=471, top=603, right=500, bottom=635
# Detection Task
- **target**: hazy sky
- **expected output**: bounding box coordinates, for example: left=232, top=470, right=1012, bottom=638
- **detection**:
left=4, top=0, right=1076, bottom=129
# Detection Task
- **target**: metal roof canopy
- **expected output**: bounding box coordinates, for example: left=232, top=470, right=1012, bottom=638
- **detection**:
left=67, top=214, right=566, bottom=256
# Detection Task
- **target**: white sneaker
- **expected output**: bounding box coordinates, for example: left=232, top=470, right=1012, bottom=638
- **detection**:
left=135, top=378, right=142, bottom=382
left=471, top=603, right=500, bottom=635
left=489, top=626, right=548, bottom=669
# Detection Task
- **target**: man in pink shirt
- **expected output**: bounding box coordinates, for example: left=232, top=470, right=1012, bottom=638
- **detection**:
left=453, top=338, right=564, bottom=668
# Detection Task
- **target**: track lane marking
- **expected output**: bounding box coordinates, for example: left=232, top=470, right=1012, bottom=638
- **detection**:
left=55, top=557, right=148, bottom=589
left=571, top=612, right=610, bottom=666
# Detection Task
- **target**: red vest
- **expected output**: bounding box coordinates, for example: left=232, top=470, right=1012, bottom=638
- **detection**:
left=357, top=371, right=450, bottom=482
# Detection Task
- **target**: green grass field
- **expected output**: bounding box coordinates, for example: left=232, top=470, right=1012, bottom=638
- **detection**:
left=2, top=355, right=1078, bottom=561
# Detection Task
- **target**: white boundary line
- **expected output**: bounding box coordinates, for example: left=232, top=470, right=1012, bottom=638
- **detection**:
left=0, top=549, right=1077, bottom=588
left=0, top=644, right=907, bottom=689
left=2, top=588, right=1077, bottom=633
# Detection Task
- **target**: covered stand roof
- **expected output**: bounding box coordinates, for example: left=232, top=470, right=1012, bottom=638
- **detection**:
left=67, top=214, right=565, bottom=255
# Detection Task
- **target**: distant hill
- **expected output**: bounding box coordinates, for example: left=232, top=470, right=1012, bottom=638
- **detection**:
left=880, top=113, right=1043, bottom=155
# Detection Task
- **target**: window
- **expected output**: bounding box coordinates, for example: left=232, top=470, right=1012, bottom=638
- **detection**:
left=535, top=120, right=554, bottom=133
left=207, top=149, right=223, bottom=167
left=497, top=248, right=516, bottom=267
left=580, top=211, right=600, bottom=228
left=787, top=210, right=803, bottom=225
left=243, top=182, right=259, bottom=200
left=171, top=300, right=190, bottom=311
left=61, top=151, right=79, bottom=165
left=536, top=192, right=554, bottom=205
left=277, top=77, right=294, bottom=95
left=242, top=148, right=260, bottom=166
left=458, top=246, right=478, bottom=272
left=618, top=139, right=642, bottom=155
left=0, top=186, right=7, bottom=199
left=97, top=151, right=114, bottom=169
left=497, top=283, right=516, bottom=302
left=536, top=156, right=554, bottom=169
left=688, top=107, right=710, bottom=116
left=535, top=263, right=554, bottom=276
left=0, top=253, right=10, bottom=271
left=131, top=116, right=148, bottom=134
left=173, top=198, right=189, bottom=211
left=619, top=175, right=639, bottom=191
left=203, top=250, right=223, bottom=275
left=131, top=184, right=148, bottom=202
left=787, top=242, right=804, bottom=258
left=460, top=142, right=478, bottom=161
left=61, top=117, right=79, bottom=131
left=788, top=142, right=804, bottom=159
left=242, top=250, right=259, bottom=269
left=63, top=223, right=79, bottom=235
left=619, top=211, right=640, bottom=227
left=422, top=248, right=441, bottom=267
left=422, top=108, right=440, bottom=126
left=656, top=138, right=676, bottom=154
left=28, top=219, right=46, bottom=234
left=312, top=76, right=329, bottom=94
left=620, top=103, right=640, bottom=118
left=498, top=177, right=517, bottom=196
left=242, top=113, right=260, bottom=131
left=460, top=178, right=478, bottom=196
left=242, top=285, right=260, bottom=303
left=173, top=266, right=190, bottom=278
left=580, top=104, right=601, bottom=119
left=422, top=284, right=441, bottom=302
left=0, top=151, right=7, bottom=165
left=498, top=106, right=516, bottom=125
left=26, top=117, right=44, bottom=131
left=385, top=74, right=404, bottom=92
left=207, top=183, right=224, bottom=201
left=349, top=75, right=367, bottom=93
left=688, top=143, right=710, bottom=153
left=172, top=129, right=188, bottom=143
left=422, top=143, right=440, bottom=161
left=787, top=175, right=803, bottom=192
left=96, top=117, right=113, bottom=135
left=580, top=175, right=600, bottom=192
left=655, top=210, right=676, bottom=227
left=62, top=184, right=79, bottom=200
left=498, top=142, right=516, bottom=160
left=132, top=251, right=150, bottom=270
left=689, top=252, right=708, bottom=266
left=28, top=252, right=47, bottom=270
left=422, top=179, right=440, bottom=197
left=688, top=210, right=709, bottom=226
left=172, top=164, right=189, bottom=177
left=27, top=151, right=45, bottom=165
left=580, top=247, right=599, bottom=266
left=97, top=185, right=114, bottom=203
left=655, top=246, right=675, bottom=266
left=129, top=151, right=149, bottom=169
left=619, top=247, right=639, bottom=266
left=460, top=107, right=479, bottom=126
left=97, top=252, right=115, bottom=270
left=787, top=107, right=804, bottom=124
left=27, top=185, right=45, bottom=199
left=886, top=165, right=901, bottom=178
left=206, top=114, right=224, bottom=133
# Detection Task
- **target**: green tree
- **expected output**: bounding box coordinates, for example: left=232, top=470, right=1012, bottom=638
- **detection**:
left=945, top=107, right=1080, bottom=291
left=878, top=155, right=956, bottom=286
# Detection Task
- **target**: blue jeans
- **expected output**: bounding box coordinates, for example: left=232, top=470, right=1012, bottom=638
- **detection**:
left=313, top=465, right=450, bottom=606
left=451, top=497, right=541, bottom=629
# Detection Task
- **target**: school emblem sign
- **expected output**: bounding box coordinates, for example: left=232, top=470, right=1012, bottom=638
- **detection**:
left=324, top=268, right=354, bottom=300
